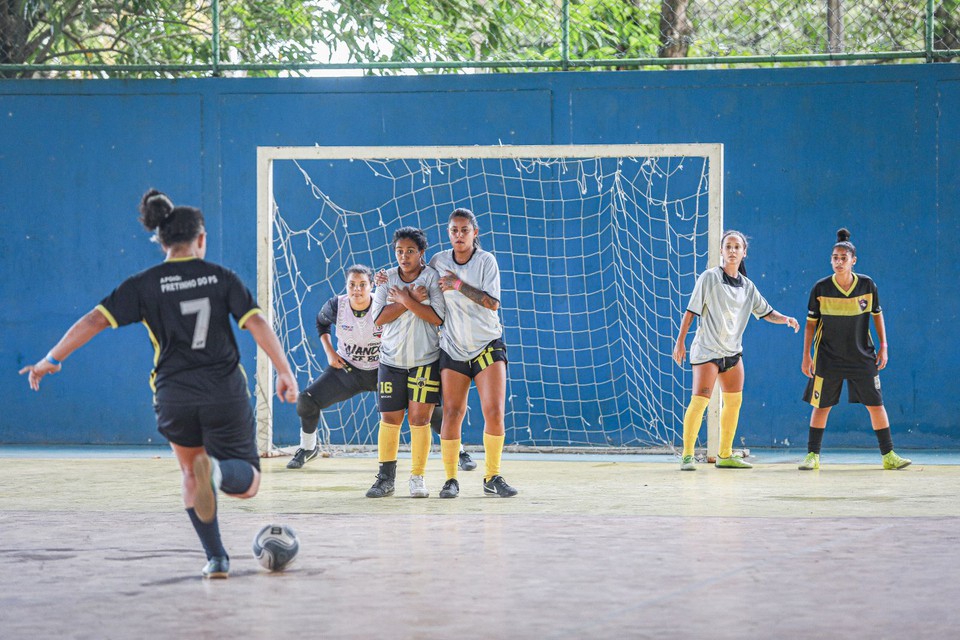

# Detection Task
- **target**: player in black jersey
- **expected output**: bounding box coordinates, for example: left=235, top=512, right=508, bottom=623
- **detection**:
left=288, top=265, right=444, bottom=469
left=20, top=190, right=299, bottom=579
left=799, top=228, right=910, bottom=471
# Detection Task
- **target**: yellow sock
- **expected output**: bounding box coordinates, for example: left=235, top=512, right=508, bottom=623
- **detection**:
left=377, top=421, right=401, bottom=463
left=719, top=391, right=744, bottom=459
left=483, top=432, right=505, bottom=481
left=441, top=438, right=460, bottom=480
left=409, top=424, right=431, bottom=476
left=682, top=395, right=711, bottom=457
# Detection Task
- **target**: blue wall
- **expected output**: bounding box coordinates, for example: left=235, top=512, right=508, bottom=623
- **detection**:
left=2, top=64, right=958, bottom=448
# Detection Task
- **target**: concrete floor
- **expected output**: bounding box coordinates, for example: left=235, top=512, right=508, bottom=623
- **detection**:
left=0, top=453, right=957, bottom=639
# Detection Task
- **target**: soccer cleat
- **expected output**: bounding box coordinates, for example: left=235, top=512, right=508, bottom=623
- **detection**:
left=365, top=473, right=395, bottom=498
left=438, top=478, right=460, bottom=499
left=798, top=452, right=820, bottom=470
left=192, top=453, right=220, bottom=524
left=680, top=455, right=696, bottom=471
left=483, top=475, right=518, bottom=497
left=715, top=456, right=753, bottom=469
left=459, top=450, right=478, bottom=471
left=286, top=446, right=320, bottom=469
left=882, top=451, right=912, bottom=470
left=409, top=475, right=429, bottom=498
left=201, top=555, right=230, bottom=579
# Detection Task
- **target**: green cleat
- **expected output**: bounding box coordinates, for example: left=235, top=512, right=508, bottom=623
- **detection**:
left=715, top=456, right=753, bottom=469
left=882, top=450, right=912, bottom=470
left=798, top=452, right=820, bottom=470
left=680, top=455, right=696, bottom=471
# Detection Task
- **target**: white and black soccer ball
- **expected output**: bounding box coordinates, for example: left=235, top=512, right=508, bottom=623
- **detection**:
left=252, top=523, right=300, bottom=572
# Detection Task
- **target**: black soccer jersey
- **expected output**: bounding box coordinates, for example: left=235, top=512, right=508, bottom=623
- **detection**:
left=97, top=257, right=261, bottom=405
left=807, top=273, right=881, bottom=378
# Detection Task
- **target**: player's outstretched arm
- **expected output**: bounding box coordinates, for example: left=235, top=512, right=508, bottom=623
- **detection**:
left=244, top=313, right=299, bottom=403
left=20, top=308, right=112, bottom=391
left=762, top=310, right=800, bottom=332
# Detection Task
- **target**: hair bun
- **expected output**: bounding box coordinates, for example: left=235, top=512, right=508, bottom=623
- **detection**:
left=836, top=228, right=851, bottom=243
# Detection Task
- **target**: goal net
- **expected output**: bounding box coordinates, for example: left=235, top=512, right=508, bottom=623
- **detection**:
left=255, top=144, right=722, bottom=456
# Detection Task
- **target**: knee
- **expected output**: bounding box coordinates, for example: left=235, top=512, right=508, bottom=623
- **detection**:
left=443, top=404, right=467, bottom=424
left=296, top=392, right=320, bottom=419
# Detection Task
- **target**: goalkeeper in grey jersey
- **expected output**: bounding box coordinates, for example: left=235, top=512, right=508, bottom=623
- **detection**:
left=430, top=208, right=517, bottom=498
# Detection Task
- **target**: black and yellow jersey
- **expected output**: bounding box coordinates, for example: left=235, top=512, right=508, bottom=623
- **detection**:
left=807, top=273, right=881, bottom=378
left=96, top=257, right=261, bottom=405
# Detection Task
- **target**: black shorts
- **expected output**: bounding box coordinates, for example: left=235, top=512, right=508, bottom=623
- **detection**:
left=439, top=339, right=509, bottom=379
left=155, top=398, right=260, bottom=470
left=378, top=362, right=441, bottom=412
left=692, top=353, right=742, bottom=373
left=301, top=365, right=378, bottom=410
left=803, top=374, right=883, bottom=409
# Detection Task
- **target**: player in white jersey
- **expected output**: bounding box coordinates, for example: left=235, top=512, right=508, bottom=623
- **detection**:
left=430, top=209, right=517, bottom=498
left=673, top=230, right=799, bottom=470
left=288, top=265, right=445, bottom=469
left=366, top=227, right=445, bottom=498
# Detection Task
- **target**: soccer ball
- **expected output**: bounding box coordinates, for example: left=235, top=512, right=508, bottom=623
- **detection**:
left=252, top=523, right=300, bottom=571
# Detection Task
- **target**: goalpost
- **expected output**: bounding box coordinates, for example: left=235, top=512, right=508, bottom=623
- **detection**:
left=255, top=144, right=723, bottom=458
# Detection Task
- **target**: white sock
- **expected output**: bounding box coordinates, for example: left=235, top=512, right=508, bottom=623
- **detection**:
left=300, top=431, right=317, bottom=450
left=459, top=443, right=465, bottom=454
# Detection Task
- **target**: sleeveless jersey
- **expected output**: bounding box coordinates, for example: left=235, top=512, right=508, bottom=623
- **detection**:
left=318, top=294, right=380, bottom=370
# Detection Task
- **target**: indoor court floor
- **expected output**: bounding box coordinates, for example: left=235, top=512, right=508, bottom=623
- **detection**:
left=0, top=448, right=956, bottom=639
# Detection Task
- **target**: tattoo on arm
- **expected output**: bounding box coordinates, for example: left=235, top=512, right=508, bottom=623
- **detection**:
left=458, top=282, right=499, bottom=310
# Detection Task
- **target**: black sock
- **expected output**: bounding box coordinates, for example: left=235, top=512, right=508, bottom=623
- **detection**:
left=218, top=459, right=255, bottom=494
left=186, top=508, right=227, bottom=560
left=807, top=427, right=825, bottom=454
left=875, top=428, right=894, bottom=455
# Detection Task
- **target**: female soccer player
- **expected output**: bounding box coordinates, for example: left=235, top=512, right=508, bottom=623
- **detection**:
left=673, top=230, right=799, bottom=470
left=366, top=227, right=445, bottom=498
left=19, top=189, right=298, bottom=579
left=431, top=208, right=517, bottom=498
left=798, top=228, right=910, bottom=470
left=289, top=265, right=446, bottom=469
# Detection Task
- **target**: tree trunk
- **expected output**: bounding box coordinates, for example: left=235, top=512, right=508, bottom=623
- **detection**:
left=659, top=0, right=692, bottom=68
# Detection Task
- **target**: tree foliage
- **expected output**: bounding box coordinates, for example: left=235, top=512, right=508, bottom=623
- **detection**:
left=1, top=0, right=955, bottom=78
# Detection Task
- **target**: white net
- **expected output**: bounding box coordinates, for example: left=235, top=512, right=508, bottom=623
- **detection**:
left=265, top=146, right=719, bottom=451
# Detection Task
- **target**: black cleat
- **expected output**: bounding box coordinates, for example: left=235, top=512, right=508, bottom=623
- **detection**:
left=365, top=473, right=395, bottom=498
left=438, top=478, right=460, bottom=499
left=483, top=475, right=518, bottom=497
left=202, top=555, right=230, bottom=579
left=459, top=450, right=478, bottom=471
left=286, top=446, right=320, bottom=469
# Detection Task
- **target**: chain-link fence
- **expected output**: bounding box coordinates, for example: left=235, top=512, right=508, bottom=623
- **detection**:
left=1, top=1, right=957, bottom=78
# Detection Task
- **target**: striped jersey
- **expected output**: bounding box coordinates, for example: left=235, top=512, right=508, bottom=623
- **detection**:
left=316, top=294, right=381, bottom=371
left=807, top=273, right=881, bottom=377
left=371, top=265, right=445, bottom=368
left=686, top=267, right=773, bottom=363
left=429, top=248, right=503, bottom=361
left=96, top=257, right=260, bottom=405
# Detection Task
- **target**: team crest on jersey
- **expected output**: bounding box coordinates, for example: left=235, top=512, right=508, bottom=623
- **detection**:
left=858, top=298, right=868, bottom=311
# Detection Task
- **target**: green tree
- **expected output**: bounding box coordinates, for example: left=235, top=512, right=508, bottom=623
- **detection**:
left=0, top=0, right=332, bottom=78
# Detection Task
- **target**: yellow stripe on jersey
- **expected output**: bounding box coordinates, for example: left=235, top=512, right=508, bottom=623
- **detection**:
left=95, top=304, right=119, bottom=329
left=811, top=323, right=823, bottom=371
left=141, top=320, right=161, bottom=394
left=818, top=294, right=874, bottom=317
left=237, top=308, right=263, bottom=330
left=831, top=273, right=859, bottom=296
